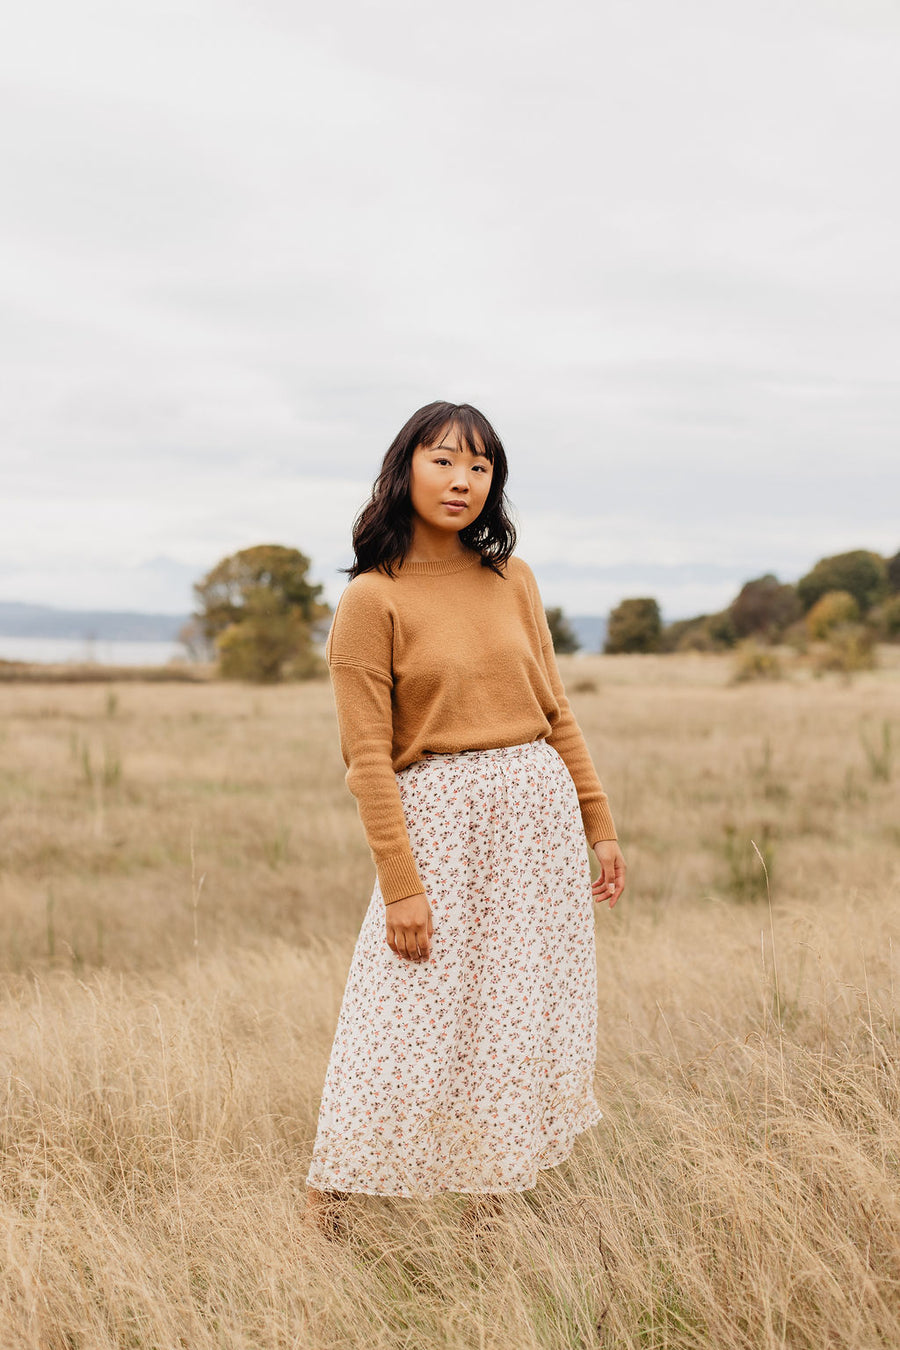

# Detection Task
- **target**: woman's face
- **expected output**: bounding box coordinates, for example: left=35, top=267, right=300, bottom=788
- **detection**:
left=408, top=422, right=494, bottom=537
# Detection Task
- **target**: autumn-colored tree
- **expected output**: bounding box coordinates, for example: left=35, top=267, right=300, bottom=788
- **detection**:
left=605, top=597, right=662, bottom=654
left=729, top=574, right=801, bottom=641
left=544, top=606, right=580, bottom=653
left=796, top=550, right=887, bottom=615
left=192, top=544, right=331, bottom=683
left=806, top=590, right=860, bottom=640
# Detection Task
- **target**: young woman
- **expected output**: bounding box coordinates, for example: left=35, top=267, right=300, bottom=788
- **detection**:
left=304, top=401, right=625, bottom=1234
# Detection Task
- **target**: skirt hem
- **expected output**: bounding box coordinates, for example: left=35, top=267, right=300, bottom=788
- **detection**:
left=304, top=1109, right=604, bottom=1199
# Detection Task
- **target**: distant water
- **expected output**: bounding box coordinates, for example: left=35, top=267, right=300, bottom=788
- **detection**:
left=0, top=636, right=190, bottom=666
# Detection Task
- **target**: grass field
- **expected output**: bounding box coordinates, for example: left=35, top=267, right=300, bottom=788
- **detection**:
left=1, top=651, right=899, bottom=1348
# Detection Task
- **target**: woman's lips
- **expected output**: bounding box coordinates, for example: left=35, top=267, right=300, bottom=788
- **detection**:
left=442, top=502, right=467, bottom=511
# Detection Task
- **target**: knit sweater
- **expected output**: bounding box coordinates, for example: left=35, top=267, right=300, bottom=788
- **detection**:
left=325, top=548, right=618, bottom=904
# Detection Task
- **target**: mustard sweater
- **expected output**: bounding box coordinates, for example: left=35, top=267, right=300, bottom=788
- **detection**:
left=325, top=549, right=617, bottom=904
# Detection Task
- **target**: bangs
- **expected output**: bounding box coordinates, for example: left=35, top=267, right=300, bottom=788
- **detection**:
left=424, top=405, right=499, bottom=464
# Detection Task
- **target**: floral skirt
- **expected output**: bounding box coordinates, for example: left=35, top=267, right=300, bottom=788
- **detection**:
left=305, top=738, right=603, bottom=1198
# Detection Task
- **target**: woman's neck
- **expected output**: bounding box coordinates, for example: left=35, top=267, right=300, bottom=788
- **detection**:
left=403, top=523, right=470, bottom=564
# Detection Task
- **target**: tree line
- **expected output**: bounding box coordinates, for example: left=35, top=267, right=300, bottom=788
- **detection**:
left=601, top=547, right=900, bottom=655
left=179, top=543, right=900, bottom=681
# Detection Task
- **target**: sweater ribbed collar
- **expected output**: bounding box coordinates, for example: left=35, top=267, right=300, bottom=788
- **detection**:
left=393, top=550, right=484, bottom=577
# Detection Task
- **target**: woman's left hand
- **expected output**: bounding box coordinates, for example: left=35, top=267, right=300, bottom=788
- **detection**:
left=591, top=840, right=626, bottom=908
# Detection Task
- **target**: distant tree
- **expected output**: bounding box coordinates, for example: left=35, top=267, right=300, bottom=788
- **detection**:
left=660, top=615, right=709, bottom=652
left=544, top=606, right=580, bottom=654
left=661, top=609, right=737, bottom=652
left=705, top=609, right=738, bottom=648
left=796, top=550, right=887, bottom=614
left=729, top=574, right=801, bottom=641
left=870, top=594, right=900, bottom=642
left=806, top=590, right=860, bottom=640
left=887, top=550, right=900, bottom=594
left=192, top=544, right=331, bottom=683
left=605, top=598, right=662, bottom=654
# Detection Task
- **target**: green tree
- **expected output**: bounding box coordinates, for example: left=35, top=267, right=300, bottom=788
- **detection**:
left=192, top=544, right=331, bottom=683
left=660, top=614, right=709, bottom=652
left=886, top=549, right=900, bottom=594
left=729, top=574, right=800, bottom=640
left=706, top=609, right=738, bottom=648
left=544, top=606, right=580, bottom=654
left=661, top=609, right=736, bottom=652
left=796, top=550, right=887, bottom=614
left=605, top=597, right=662, bottom=654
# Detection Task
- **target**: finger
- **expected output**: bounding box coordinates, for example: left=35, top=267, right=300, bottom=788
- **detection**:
left=400, top=930, right=418, bottom=961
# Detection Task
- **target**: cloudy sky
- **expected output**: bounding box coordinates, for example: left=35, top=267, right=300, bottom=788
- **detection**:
left=3, top=0, right=898, bottom=620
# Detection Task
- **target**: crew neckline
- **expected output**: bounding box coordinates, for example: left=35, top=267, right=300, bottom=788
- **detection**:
left=394, top=551, right=485, bottom=576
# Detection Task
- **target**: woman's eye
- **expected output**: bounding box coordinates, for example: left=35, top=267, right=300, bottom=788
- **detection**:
left=431, top=457, right=489, bottom=471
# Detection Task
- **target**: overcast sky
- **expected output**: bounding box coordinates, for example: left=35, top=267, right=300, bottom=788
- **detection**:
left=3, top=0, right=898, bottom=620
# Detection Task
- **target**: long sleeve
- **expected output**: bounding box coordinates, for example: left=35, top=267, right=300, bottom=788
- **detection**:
left=524, top=569, right=618, bottom=845
left=326, top=579, right=426, bottom=905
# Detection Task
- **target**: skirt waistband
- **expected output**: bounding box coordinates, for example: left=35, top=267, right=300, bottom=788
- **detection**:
left=413, top=737, right=548, bottom=765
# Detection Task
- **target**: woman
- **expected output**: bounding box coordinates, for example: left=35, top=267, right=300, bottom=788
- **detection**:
left=304, top=401, right=625, bottom=1234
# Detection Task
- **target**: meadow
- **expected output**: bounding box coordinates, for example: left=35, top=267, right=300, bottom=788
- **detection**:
left=1, top=651, right=898, bottom=1349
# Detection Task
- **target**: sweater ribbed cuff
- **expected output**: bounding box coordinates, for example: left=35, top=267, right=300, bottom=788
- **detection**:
left=377, top=850, right=426, bottom=906
left=582, top=800, right=618, bottom=847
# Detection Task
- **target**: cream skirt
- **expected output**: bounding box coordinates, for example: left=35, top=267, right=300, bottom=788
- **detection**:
left=305, top=738, right=603, bottom=1198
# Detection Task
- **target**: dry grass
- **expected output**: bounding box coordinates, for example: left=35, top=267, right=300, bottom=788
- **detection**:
left=0, top=659, right=215, bottom=683
left=1, top=653, right=899, bottom=1348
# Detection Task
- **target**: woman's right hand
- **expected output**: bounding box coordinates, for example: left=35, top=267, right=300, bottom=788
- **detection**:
left=385, top=892, right=433, bottom=962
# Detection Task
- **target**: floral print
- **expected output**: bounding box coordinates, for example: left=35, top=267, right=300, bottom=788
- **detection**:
left=305, top=738, right=603, bottom=1198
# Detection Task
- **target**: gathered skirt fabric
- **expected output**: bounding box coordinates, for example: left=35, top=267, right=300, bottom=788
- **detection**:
left=305, top=738, right=603, bottom=1198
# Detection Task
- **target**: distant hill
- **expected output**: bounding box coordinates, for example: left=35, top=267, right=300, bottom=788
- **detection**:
left=0, top=599, right=610, bottom=651
left=0, top=601, right=190, bottom=642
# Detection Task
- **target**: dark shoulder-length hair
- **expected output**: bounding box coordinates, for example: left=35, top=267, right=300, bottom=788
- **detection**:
left=344, top=401, right=517, bottom=580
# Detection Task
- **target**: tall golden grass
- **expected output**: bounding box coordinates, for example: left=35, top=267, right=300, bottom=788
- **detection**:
left=1, top=651, right=898, bottom=1348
